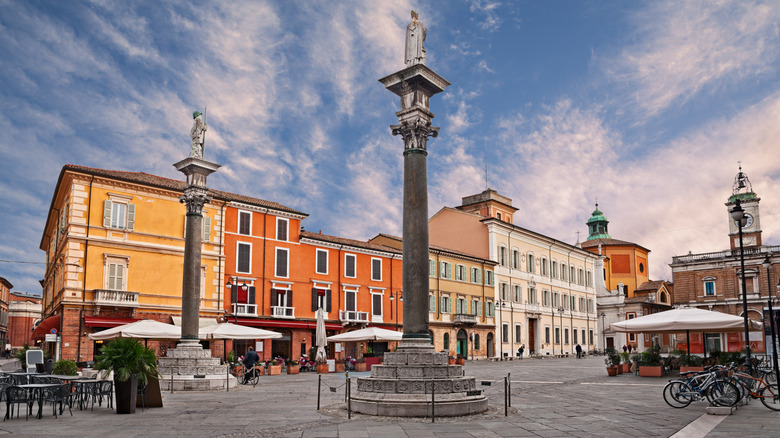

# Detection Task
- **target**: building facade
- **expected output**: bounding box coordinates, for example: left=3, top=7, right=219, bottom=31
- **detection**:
left=429, top=189, right=600, bottom=358
left=371, top=234, right=497, bottom=360
left=0, top=277, right=10, bottom=349
left=8, top=292, right=41, bottom=350
left=670, top=167, right=777, bottom=354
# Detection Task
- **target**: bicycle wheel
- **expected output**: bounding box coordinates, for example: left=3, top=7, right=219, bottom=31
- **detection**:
left=759, top=383, right=780, bottom=411
left=707, top=380, right=740, bottom=407
left=663, top=381, right=692, bottom=408
left=234, top=367, right=245, bottom=385
left=250, top=369, right=259, bottom=386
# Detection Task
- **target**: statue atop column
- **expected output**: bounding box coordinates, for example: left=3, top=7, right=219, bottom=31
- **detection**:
left=404, top=10, right=426, bottom=67
left=190, top=110, right=207, bottom=159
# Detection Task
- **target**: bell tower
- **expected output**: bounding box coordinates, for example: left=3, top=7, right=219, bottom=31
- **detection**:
left=726, top=164, right=761, bottom=250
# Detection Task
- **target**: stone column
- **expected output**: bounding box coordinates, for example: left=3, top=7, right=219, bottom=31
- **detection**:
left=174, top=158, right=220, bottom=347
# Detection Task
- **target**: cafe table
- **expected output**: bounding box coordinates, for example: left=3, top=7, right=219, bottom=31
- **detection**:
left=71, top=379, right=102, bottom=410
left=17, top=383, right=60, bottom=419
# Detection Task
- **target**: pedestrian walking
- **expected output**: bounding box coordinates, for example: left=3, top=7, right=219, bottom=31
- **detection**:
left=622, top=345, right=628, bottom=353
left=518, top=345, right=524, bottom=359
left=575, top=343, right=582, bottom=359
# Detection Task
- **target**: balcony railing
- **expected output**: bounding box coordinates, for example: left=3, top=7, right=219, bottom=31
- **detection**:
left=271, top=306, right=295, bottom=319
left=453, top=313, right=477, bottom=325
left=94, top=290, right=139, bottom=308
left=233, top=303, right=257, bottom=317
left=672, top=245, right=780, bottom=264
left=339, top=310, right=368, bottom=324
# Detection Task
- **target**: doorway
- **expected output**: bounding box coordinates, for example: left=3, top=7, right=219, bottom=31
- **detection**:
left=528, top=319, right=536, bottom=354
left=487, top=332, right=494, bottom=358
left=456, top=329, right=468, bottom=359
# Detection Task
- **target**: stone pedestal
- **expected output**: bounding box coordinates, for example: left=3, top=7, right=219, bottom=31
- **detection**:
left=158, top=345, right=236, bottom=391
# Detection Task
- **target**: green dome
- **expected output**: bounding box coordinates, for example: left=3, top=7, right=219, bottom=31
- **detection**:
left=586, top=204, right=610, bottom=240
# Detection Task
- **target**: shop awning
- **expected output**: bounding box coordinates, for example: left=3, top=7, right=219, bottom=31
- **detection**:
left=31, top=315, right=60, bottom=339
left=84, top=316, right=140, bottom=328
left=236, top=318, right=342, bottom=331
left=171, top=316, right=219, bottom=328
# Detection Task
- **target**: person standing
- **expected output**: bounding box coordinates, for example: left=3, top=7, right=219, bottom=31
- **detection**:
left=518, top=345, right=525, bottom=359
left=242, top=346, right=260, bottom=383
left=575, top=343, right=583, bottom=359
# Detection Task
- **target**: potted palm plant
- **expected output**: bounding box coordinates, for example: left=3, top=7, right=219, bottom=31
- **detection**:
left=604, top=347, right=620, bottom=376
left=94, top=338, right=160, bottom=414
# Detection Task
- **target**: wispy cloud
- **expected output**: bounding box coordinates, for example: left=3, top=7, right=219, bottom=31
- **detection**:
left=469, top=0, right=503, bottom=32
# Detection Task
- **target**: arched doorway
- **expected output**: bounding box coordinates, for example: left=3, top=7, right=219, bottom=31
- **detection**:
left=487, top=332, right=494, bottom=358
left=456, top=329, right=468, bottom=358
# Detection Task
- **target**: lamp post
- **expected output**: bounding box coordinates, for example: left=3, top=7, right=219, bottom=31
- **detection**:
left=225, top=279, right=248, bottom=324
left=731, top=199, right=753, bottom=375
left=498, top=300, right=503, bottom=359
left=558, top=307, right=565, bottom=355
left=389, top=291, right=403, bottom=331
left=762, top=256, right=780, bottom=387
left=600, top=312, right=606, bottom=352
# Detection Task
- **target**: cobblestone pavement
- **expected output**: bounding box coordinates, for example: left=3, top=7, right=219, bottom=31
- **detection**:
left=0, top=356, right=777, bottom=437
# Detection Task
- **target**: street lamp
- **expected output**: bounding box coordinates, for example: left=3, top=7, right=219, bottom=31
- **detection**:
left=762, top=256, right=780, bottom=387
left=497, top=300, right=506, bottom=359
left=225, top=279, right=248, bottom=324
left=389, top=291, right=403, bottom=331
left=558, top=307, right=565, bottom=355
left=731, top=199, right=753, bottom=375
left=600, top=312, right=606, bottom=353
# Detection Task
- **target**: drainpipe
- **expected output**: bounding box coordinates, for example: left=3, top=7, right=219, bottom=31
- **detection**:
left=77, top=176, right=94, bottom=362
left=261, top=208, right=268, bottom=316
left=217, top=202, right=225, bottom=318
left=507, top=228, right=515, bottom=356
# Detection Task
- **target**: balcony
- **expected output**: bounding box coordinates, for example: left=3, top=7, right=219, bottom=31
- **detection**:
left=233, top=303, right=258, bottom=317
left=453, top=313, right=477, bottom=325
left=271, top=306, right=295, bottom=319
left=340, top=310, right=369, bottom=325
left=94, top=289, right=139, bottom=309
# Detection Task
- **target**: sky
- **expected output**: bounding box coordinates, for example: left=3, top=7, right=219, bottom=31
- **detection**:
left=1, top=0, right=780, bottom=294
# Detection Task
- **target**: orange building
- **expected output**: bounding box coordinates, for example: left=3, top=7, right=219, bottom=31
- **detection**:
left=8, top=292, right=41, bottom=350
left=0, top=277, right=9, bottom=348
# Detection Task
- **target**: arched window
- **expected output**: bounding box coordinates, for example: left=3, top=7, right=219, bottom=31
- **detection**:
left=474, top=334, right=480, bottom=350
left=527, top=253, right=535, bottom=274
left=443, top=333, right=450, bottom=350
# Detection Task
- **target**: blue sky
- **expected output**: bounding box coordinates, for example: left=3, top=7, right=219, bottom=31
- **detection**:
left=2, top=0, right=780, bottom=293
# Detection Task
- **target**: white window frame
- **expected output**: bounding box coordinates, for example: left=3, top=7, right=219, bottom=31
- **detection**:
left=485, top=270, right=494, bottom=286
left=470, top=267, right=481, bottom=284
left=316, top=249, right=329, bottom=275
left=429, top=293, right=436, bottom=313
left=455, top=264, right=467, bottom=282
left=541, top=257, right=548, bottom=276
left=371, top=289, right=383, bottom=322
left=500, top=282, right=509, bottom=301
left=551, top=261, right=558, bottom=279
left=430, top=259, right=436, bottom=277
left=274, top=247, right=289, bottom=278
left=236, top=242, right=252, bottom=274
left=371, top=257, right=382, bottom=281
left=238, top=210, right=252, bottom=235
left=515, top=324, right=522, bottom=343
left=103, top=196, right=135, bottom=231
left=542, top=290, right=550, bottom=307
left=498, top=245, right=507, bottom=266
left=276, top=217, right=289, bottom=241
left=440, top=261, right=452, bottom=279
left=502, top=323, right=509, bottom=343
left=528, top=287, right=537, bottom=305
left=561, top=263, right=567, bottom=281
left=527, top=253, right=535, bottom=274
left=104, top=255, right=129, bottom=291
left=512, top=249, right=520, bottom=269
left=344, top=287, right=358, bottom=312
left=703, top=276, right=717, bottom=296
left=344, top=253, right=357, bottom=278
left=513, top=284, right=521, bottom=303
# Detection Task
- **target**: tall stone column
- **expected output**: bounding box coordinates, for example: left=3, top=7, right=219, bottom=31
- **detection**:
left=174, top=158, right=220, bottom=346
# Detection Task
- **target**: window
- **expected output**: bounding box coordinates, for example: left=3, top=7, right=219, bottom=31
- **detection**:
left=561, top=263, right=567, bottom=281
left=555, top=327, right=560, bottom=344
left=570, top=295, right=576, bottom=311
left=443, top=333, right=450, bottom=350
left=500, top=283, right=509, bottom=301
left=570, top=266, right=575, bottom=282
left=485, top=270, right=494, bottom=286
left=345, top=254, right=356, bottom=278
left=429, top=294, right=436, bottom=312
left=498, top=245, right=507, bottom=266
left=472, top=299, right=481, bottom=316
left=440, top=261, right=452, bottom=279
left=573, top=328, right=578, bottom=344
left=316, top=249, right=328, bottom=274
left=582, top=329, right=586, bottom=345
left=105, top=256, right=128, bottom=290
left=545, top=326, right=550, bottom=344
left=542, top=290, right=550, bottom=307
left=103, top=199, right=135, bottom=231
left=371, top=293, right=383, bottom=318
left=512, top=249, right=520, bottom=269
left=562, top=294, right=569, bottom=310
left=238, top=210, right=251, bottom=235
left=515, top=324, right=522, bottom=343
left=455, top=264, right=467, bottom=281
left=486, top=301, right=494, bottom=317
left=578, top=268, right=584, bottom=285
left=589, top=329, right=594, bottom=345
left=528, top=287, right=537, bottom=305
left=202, top=217, right=212, bottom=242
left=527, top=254, right=535, bottom=273
left=586, top=270, right=592, bottom=287
left=345, top=289, right=357, bottom=312
left=276, top=217, right=288, bottom=241
left=311, top=287, right=331, bottom=311
left=502, top=323, right=509, bottom=343
left=371, top=258, right=382, bottom=281
left=474, top=334, right=480, bottom=350
left=704, top=277, right=716, bottom=296
left=456, top=297, right=466, bottom=314
left=587, top=298, right=594, bottom=313
left=237, top=242, right=251, bottom=273
left=513, top=284, right=521, bottom=302
left=541, top=257, right=548, bottom=276
left=564, top=328, right=569, bottom=344
left=440, top=295, right=452, bottom=313
left=551, top=261, right=558, bottom=278
left=553, top=292, right=559, bottom=308
left=275, top=247, right=288, bottom=278
left=430, top=259, right=436, bottom=277
left=470, top=267, right=481, bottom=284
left=579, top=297, right=586, bottom=312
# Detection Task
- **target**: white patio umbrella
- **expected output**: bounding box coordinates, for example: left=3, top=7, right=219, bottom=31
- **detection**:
left=199, top=322, right=282, bottom=340
left=315, top=308, right=327, bottom=363
left=88, top=319, right=181, bottom=341
left=327, top=327, right=403, bottom=342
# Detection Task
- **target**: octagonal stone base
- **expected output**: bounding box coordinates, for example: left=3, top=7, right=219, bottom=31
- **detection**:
left=158, top=345, right=235, bottom=391
left=351, top=341, right=487, bottom=417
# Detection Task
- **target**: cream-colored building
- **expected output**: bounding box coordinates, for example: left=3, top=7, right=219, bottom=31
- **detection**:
left=430, top=190, right=600, bottom=358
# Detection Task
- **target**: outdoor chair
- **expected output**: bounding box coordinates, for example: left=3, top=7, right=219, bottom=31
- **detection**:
left=4, top=386, right=33, bottom=421
left=93, top=380, right=113, bottom=410
left=42, top=383, right=72, bottom=418
left=0, top=382, right=10, bottom=402
left=137, top=383, right=148, bottom=411
left=9, top=374, right=27, bottom=386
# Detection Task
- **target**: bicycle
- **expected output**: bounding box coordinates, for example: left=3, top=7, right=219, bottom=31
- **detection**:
left=663, top=366, right=740, bottom=408
left=232, top=364, right=259, bottom=386
left=728, top=366, right=780, bottom=411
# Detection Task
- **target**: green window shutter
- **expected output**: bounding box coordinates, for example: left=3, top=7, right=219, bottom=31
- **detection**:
left=103, top=200, right=112, bottom=228
left=108, top=263, right=116, bottom=289
left=440, top=297, right=445, bottom=313
left=439, top=262, right=445, bottom=278
left=429, top=295, right=435, bottom=312
left=126, top=204, right=136, bottom=231
left=203, top=217, right=212, bottom=241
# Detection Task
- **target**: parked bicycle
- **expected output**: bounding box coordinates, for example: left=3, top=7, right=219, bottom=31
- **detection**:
left=663, top=365, right=740, bottom=408
left=728, top=365, right=780, bottom=411
left=232, top=364, right=259, bottom=386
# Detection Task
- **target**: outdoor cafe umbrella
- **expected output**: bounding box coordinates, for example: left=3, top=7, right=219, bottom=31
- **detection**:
left=315, top=308, right=327, bottom=363
left=88, top=319, right=181, bottom=342
left=326, top=327, right=403, bottom=342
left=609, top=307, right=763, bottom=355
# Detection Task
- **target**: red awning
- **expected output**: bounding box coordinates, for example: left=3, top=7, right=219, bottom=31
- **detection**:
left=236, top=318, right=342, bottom=331
left=84, top=316, right=140, bottom=328
left=31, top=315, right=60, bottom=339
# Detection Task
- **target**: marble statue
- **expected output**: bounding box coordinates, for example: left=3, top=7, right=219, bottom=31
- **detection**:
left=405, top=10, right=426, bottom=66
left=190, top=111, right=207, bottom=158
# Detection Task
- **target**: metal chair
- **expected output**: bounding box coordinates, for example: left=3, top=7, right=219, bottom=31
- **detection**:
left=10, top=374, right=28, bottom=386
left=4, top=386, right=33, bottom=421
left=136, top=383, right=148, bottom=411
left=42, top=383, right=72, bottom=418
left=93, top=380, right=113, bottom=410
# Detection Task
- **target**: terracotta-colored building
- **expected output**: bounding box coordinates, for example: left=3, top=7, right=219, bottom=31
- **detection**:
left=8, top=291, right=41, bottom=350
left=0, top=277, right=10, bottom=348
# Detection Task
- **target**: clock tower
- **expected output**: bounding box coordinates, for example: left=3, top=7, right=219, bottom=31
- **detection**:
left=726, top=165, right=762, bottom=250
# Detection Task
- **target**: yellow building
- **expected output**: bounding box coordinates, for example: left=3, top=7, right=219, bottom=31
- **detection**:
left=38, top=165, right=302, bottom=361
left=370, top=234, right=497, bottom=359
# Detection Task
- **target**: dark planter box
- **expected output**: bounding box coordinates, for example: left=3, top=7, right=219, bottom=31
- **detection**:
left=115, top=374, right=138, bottom=414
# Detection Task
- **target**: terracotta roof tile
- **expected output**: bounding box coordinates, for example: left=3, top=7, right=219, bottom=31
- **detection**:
left=581, top=238, right=650, bottom=252
left=300, top=230, right=401, bottom=254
